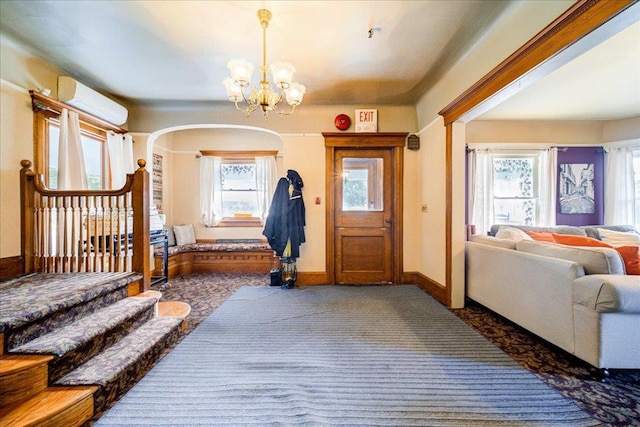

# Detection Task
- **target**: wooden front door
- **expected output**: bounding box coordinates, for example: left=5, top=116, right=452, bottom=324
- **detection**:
left=324, top=133, right=406, bottom=285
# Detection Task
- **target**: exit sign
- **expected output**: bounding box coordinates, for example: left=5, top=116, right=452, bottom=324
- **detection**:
left=355, top=109, right=377, bottom=133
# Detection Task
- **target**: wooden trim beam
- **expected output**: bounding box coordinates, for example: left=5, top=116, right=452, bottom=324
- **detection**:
left=439, top=0, right=637, bottom=125
left=322, top=133, right=408, bottom=147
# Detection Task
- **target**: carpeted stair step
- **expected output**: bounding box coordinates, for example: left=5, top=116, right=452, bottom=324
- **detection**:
left=11, top=296, right=158, bottom=383
left=0, top=385, right=97, bottom=427
left=0, top=272, right=142, bottom=350
left=56, top=317, right=183, bottom=413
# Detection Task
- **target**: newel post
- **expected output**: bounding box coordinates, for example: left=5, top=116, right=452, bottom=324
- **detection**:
left=20, top=160, right=36, bottom=274
left=131, top=159, right=151, bottom=292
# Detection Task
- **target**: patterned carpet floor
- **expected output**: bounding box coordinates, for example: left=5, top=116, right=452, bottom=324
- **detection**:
left=90, top=273, right=639, bottom=426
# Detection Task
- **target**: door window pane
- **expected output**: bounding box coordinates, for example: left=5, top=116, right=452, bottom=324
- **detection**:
left=342, top=158, right=383, bottom=211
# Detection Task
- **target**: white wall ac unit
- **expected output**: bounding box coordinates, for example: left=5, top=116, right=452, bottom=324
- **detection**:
left=57, top=76, right=128, bottom=126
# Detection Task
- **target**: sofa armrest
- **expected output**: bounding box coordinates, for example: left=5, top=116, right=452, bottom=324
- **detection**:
left=573, top=274, right=640, bottom=313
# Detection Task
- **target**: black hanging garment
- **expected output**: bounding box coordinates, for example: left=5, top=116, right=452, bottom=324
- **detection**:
left=263, top=178, right=290, bottom=257
left=262, top=169, right=306, bottom=259
left=285, top=169, right=306, bottom=259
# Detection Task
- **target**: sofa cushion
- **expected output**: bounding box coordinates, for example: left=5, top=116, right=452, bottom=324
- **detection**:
left=573, top=274, right=640, bottom=313
left=515, top=240, right=625, bottom=275
left=494, top=226, right=533, bottom=241
left=615, top=246, right=640, bottom=275
left=550, top=233, right=640, bottom=275
left=582, top=225, right=639, bottom=240
left=469, top=234, right=516, bottom=249
left=525, top=230, right=555, bottom=242
left=489, top=224, right=587, bottom=237
left=597, top=228, right=640, bottom=247
left=551, top=233, right=608, bottom=248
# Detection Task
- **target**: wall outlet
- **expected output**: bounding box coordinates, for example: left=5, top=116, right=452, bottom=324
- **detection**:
left=421, top=204, right=428, bottom=213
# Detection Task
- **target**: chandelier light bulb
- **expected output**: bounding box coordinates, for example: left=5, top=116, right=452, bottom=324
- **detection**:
left=285, top=82, right=306, bottom=106
left=222, top=77, right=243, bottom=101
left=227, top=59, right=254, bottom=87
left=270, top=62, right=295, bottom=89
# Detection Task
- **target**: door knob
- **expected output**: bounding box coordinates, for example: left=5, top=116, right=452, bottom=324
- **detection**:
left=385, top=218, right=393, bottom=224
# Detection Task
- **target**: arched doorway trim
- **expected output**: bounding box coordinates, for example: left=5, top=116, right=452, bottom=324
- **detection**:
left=144, top=123, right=283, bottom=164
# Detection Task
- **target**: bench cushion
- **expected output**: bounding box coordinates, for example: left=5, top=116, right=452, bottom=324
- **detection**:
left=173, top=224, right=196, bottom=245
left=159, top=242, right=272, bottom=257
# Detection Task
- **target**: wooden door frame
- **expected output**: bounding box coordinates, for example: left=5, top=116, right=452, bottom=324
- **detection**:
left=323, top=133, right=407, bottom=285
left=438, top=0, right=637, bottom=306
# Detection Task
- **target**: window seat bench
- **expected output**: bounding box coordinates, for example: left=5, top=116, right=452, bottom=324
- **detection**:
left=153, top=239, right=276, bottom=279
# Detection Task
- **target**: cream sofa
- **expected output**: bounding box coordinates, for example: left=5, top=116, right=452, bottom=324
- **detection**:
left=466, top=228, right=640, bottom=371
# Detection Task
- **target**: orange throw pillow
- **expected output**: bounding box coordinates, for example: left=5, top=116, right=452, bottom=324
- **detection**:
left=551, top=233, right=612, bottom=248
left=615, top=246, right=640, bottom=275
left=551, top=233, right=640, bottom=275
left=524, top=231, right=556, bottom=243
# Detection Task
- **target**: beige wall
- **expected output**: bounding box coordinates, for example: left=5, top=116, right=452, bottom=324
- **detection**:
left=603, top=116, right=640, bottom=143
left=416, top=117, right=447, bottom=286
left=0, top=83, right=34, bottom=258
left=467, top=119, right=640, bottom=145
left=281, top=135, right=326, bottom=273
left=129, top=104, right=416, bottom=135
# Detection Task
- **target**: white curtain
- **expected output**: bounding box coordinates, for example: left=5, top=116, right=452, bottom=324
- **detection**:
left=604, top=146, right=635, bottom=225
left=107, top=132, right=135, bottom=189
left=200, top=156, right=223, bottom=227
left=538, top=147, right=557, bottom=226
left=58, top=108, right=87, bottom=190
left=467, top=148, right=494, bottom=236
left=123, top=134, right=135, bottom=174
left=255, top=156, right=278, bottom=221
left=55, top=109, right=86, bottom=256
left=107, top=132, right=125, bottom=189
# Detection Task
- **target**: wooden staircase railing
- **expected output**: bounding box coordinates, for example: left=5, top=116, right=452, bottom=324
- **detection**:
left=20, top=159, right=151, bottom=291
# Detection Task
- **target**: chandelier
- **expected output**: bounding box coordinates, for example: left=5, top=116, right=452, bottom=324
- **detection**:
left=223, top=9, right=306, bottom=118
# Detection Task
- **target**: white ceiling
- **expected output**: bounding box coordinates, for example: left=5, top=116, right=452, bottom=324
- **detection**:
left=477, top=20, right=640, bottom=121
left=1, top=1, right=638, bottom=121
left=0, top=1, right=510, bottom=105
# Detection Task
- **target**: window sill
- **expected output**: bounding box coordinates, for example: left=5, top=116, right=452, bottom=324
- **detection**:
left=215, top=218, right=263, bottom=228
